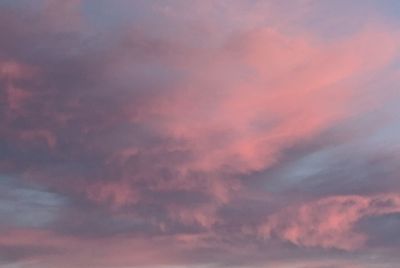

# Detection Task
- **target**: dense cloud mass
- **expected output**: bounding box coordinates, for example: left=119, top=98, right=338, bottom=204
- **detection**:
left=1, top=1, right=400, bottom=268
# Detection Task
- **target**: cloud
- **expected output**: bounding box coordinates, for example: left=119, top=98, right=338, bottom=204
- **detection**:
left=258, top=194, right=400, bottom=250
left=1, top=1, right=400, bottom=268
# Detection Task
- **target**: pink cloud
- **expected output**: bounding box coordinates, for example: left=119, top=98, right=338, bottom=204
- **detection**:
left=19, top=129, right=57, bottom=149
left=149, top=28, right=397, bottom=174
left=0, top=60, right=35, bottom=79
left=2, top=1, right=400, bottom=267
left=258, top=194, right=400, bottom=250
left=85, top=181, right=139, bottom=208
left=0, top=60, right=36, bottom=113
left=127, top=27, right=399, bottom=214
left=87, top=25, right=400, bottom=227
left=0, top=227, right=208, bottom=268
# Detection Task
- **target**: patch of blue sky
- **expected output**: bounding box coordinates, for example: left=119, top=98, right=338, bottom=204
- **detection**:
left=0, top=0, right=43, bottom=11
left=275, top=146, right=341, bottom=188
left=0, top=176, right=67, bottom=228
left=348, top=98, right=400, bottom=153
left=373, top=0, right=400, bottom=25
left=81, top=0, right=156, bottom=33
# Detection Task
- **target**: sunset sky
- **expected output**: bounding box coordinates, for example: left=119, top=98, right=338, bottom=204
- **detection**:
left=1, top=1, right=400, bottom=268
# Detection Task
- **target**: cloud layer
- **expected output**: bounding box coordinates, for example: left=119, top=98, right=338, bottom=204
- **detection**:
left=1, top=1, right=400, bottom=268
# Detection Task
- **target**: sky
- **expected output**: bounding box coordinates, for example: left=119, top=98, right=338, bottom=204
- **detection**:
left=1, top=1, right=400, bottom=268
